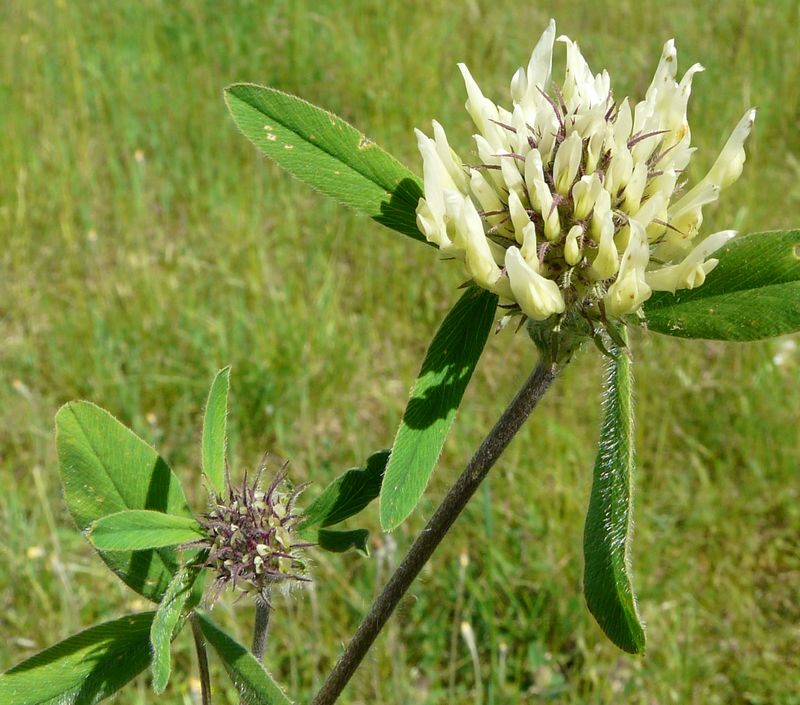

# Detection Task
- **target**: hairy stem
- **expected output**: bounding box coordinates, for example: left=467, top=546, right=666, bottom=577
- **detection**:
left=190, top=613, right=212, bottom=705
left=251, top=592, right=272, bottom=661
left=311, top=360, right=560, bottom=705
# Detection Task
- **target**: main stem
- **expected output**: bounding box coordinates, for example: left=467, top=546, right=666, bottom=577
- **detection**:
left=311, top=360, right=560, bottom=705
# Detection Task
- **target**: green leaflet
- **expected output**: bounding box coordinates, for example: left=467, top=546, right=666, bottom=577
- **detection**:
left=202, top=366, right=231, bottom=496
left=317, top=528, right=370, bottom=554
left=643, top=229, right=800, bottom=340
left=583, top=340, right=646, bottom=654
left=0, top=612, right=155, bottom=705
left=380, top=287, right=498, bottom=531
left=88, top=510, right=203, bottom=551
left=299, top=450, right=388, bottom=530
left=224, top=83, right=425, bottom=243
left=297, top=449, right=389, bottom=555
left=197, top=611, right=292, bottom=705
left=150, top=563, right=203, bottom=693
left=56, top=402, right=195, bottom=602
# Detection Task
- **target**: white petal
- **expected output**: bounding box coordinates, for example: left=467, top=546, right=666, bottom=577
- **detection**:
left=705, top=108, right=757, bottom=189
left=526, top=19, right=556, bottom=93
left=572, top=174, right=603, bottom=221
left=458, top=63, right=499, bottom=135
left=553, top=132, right=583, bottom=195
left=565, top=225, right=583, bottom=265
left=524, top=149, right=546, bottom=209
left=605, top=144, right=633, bottom=197
left=645, top=39, right=678, bottom=104
left=432, top=120, right=468, bottom=191
left=505, top=246, right=565, bottom=320
left=623, top=162, right=648, bottom=213
left=520, top=221, right=539, bottom=268
left=613, top=98, right=633, bottom=146
left=508, top=190, right=531, bottom=244
left=469, top=170, right=503, bottom=215
left=460, top=197, right=503, bottom=289
left=604, top=220, right=652, bottom=315
left=588, top=212, right=619, bottom=280
left=647, top=230, right=736, bottom=292
left=500, top=154, right=526, bottom=201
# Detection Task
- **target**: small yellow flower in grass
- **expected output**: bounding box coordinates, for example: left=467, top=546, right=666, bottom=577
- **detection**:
left=415, top=20, right=755, bottom=330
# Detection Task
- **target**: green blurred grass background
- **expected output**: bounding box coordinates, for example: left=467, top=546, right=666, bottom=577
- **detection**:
left=1, top=0, right=799, bottom=703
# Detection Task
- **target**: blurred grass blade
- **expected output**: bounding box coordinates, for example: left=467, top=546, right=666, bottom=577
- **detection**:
left=0, top=612, right=154, bottom=705
left=151, top=564, right=202, bottom=694
left=88, top=510, right=203, bottom=551
left=583, top=338, right=646, bottom=654
left=643, top=229, right=800, bottom=340
left=225, top=83, right=425, bottom=243
left=380, top=287, right=498, bottom=531
left=56, top=402, right=196, bottom=602
left=299, top=449, right=389, bottom=531
left=197, top=611, right=291, bottom=705
left=202, top=366, right=231, bottom=496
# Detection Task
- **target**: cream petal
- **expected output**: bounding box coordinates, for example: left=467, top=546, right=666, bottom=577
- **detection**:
left=526, top=19, right=556, bottom=93
left=565, top=225, right=583, bottom=265
left=508, top=190, right=531, bottom=244
left=572, top=174, right=603, bottom=220
left=432, top=120, right=468, bottom=191
left=553, top=131, right=583, bottom=195
left=459, top=197, right=503, bottom=289
left=647, top=230, right=735, bottom=292
left=505, top=246, right=565, bottom=320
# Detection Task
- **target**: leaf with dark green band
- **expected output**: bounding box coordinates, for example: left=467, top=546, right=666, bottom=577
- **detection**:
left=583, top=339, right=646, bottom=654
left=225, top=83, right=425, bottom=243
left=297, top=449, right=388, bottom=555
left=0, top=612, right=154, bottom=705
left=299, top=450, right=389, bottom=531
left=88, top=510, right=203, bottom=551
left=202, top=366, right=231, bottom=496
left=56, top=402, right=195, bottom=602
left=197, top=611, right=291, bottom=705
left=380, top=287, right=498, bottom=531
left=643, top=229, right=800, bottom=340
left=317, top=528, right=370, bottom=555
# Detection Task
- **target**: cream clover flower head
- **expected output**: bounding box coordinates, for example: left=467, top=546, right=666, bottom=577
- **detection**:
left=415, top=20, right=755, bottom=328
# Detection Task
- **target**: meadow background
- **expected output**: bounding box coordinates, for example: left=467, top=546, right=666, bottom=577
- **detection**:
left=1, top=1, right=799, bottom=703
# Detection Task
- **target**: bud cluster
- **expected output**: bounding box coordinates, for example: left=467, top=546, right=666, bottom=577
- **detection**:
left=198, top=465, right=310, bottom=602
left=415, top=20, right=755, bottom=330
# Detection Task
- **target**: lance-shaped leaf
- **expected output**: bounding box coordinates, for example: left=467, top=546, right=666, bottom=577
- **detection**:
left=643, top=229, right=800, bottom=340
left=297, top=449, right=389, bottom=555
left=225, top=83, right=425, bottom=243
left=197, top=611, right=291, bottom=705
left=380, top=287, right=498, bottom=531
left=0, top=612, right=154, bottom=705
left=202, top=366, right=231, bottom=496
left=150, top=563, right=203, bottom=693
left=583, top=340, right=646, bottom=654
left=317, top=528, right=370, bottom=554
left=299, top=450, right=388, bottom=530
left=56, top=402, right=195, bottom=602
left=88, top=510, right=203, bottom=551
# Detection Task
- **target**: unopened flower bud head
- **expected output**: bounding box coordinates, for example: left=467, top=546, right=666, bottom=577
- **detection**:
left=197, top=462, right=311, bottom=603
left=414, top=20, right=755, bottom=337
